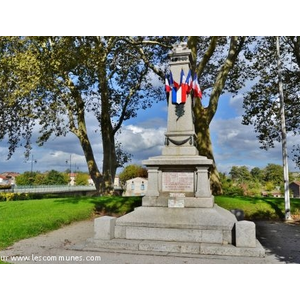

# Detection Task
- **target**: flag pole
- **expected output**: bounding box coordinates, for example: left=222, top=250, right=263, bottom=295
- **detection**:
left=276, top=36, right=292, bottom=221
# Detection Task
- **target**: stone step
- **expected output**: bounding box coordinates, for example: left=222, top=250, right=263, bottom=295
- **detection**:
left=115, top=205, right=236, bottom=230
left=115, top=225, right=231, bottom=244
left=86, top=238, right=265, bottom=258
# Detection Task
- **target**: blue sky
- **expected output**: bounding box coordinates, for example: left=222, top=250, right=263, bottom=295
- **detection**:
left=0, top=84, right=299, bottom=175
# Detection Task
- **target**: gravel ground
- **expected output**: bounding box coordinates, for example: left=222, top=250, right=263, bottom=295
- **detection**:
left=1, top=219, right=299, bottom=264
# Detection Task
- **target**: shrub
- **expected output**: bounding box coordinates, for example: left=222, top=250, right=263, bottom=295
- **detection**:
left=0, top=192, right=31, bottom=201
left=4, top=193, right=15, bottom=202
left=222, top=183, right=244, bottom=196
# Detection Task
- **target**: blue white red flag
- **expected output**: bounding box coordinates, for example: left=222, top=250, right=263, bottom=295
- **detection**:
left=165, top=76, right=171, bottom=93
left=180, top=69, right=186, bottom=86
left=169, top=71, right=179, bottom=90
left=172, top=69, right=187, bottom=104
left=185, top=70, right=192, bottom=94
left=169, top=72, right=180, bottom=104
left=192, top=73, right=202, bottom=99
left=168, top=70, right=195, bottom=104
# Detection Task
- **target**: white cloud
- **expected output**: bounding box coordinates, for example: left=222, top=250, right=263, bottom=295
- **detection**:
left=118, top=121, right=166, bottom=159
left=211, top=115, right=300, bottom=173
left=125, top=125, right=144, bottom=134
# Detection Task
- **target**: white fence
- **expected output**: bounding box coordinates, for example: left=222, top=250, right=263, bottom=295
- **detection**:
left=0, top=185, right=96, bottom=194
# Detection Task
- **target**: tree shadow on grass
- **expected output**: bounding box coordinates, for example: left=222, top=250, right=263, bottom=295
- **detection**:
left=54, top=196, right=142, bottom=217
left=249, top=199, right=285, bottom=220
left=232, top=196, right=286, bottom=220
left=261, top=199, right=285, bottom=219
left=91, top=197, right=142, bottom=217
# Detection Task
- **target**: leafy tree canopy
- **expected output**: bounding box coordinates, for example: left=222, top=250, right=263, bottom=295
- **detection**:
left=0, top=36, right=174, bottom=193
left=75, top=173, right=89, bottom=186
left=118, top=164, right=148, bottom=185
left=242, top=36, right=300, bottom=168
left=15, top=170, right=68, bottom=186
left=1, top=36, right=279, bottom=195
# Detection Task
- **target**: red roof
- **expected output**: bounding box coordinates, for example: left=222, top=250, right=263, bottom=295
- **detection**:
left=1, top=172, right=20, bottom=177
left=292, top=181, right=300, bottom=186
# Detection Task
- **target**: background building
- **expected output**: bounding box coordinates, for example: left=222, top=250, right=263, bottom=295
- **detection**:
left=290, top=181, right=300, bottom=198
left=123, top=177, right=148, bottom=196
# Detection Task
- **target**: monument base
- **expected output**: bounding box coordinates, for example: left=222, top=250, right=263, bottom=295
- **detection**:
left=90, top=204, right=265, bottom=258
left=88, top=152, right=265, bottom=258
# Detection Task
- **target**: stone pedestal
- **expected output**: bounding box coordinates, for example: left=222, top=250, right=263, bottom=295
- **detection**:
left=91, top=43, right=265, bottom=258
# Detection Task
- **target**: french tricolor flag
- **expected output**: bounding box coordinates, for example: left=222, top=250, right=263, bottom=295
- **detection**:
left=192, top=73, right=202, bottom=99
left=170, top=72, right=181, bottom=104
left=165, top=76, right=171, bottom=93
left=185, top=70, right=192, bottom=94
left=167, top=70, right=195, bottom=104
left=172, top=69, right=189, bottom=104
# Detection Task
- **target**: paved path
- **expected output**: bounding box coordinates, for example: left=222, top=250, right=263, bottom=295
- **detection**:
left=255, top=220, right=300, bottom=263
left=1, top=219, right=299, bottom=264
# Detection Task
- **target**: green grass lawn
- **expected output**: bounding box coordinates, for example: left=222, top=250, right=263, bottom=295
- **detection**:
left=0, top=196, right=141, bottom=251
left=215, top=196, right=300, bottom=220
left=1, top=194, right=299, bottom=264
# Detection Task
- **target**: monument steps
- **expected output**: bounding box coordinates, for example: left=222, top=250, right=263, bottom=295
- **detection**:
left=83, top=238, right=265, bottom=258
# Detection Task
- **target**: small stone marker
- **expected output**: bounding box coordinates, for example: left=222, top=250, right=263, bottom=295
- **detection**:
left=94, top=216, right=116, bottom=240
left=235, top=220, right=256, bottom=248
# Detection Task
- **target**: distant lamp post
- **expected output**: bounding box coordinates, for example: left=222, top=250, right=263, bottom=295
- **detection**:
left=66, top=154, right=72, bottom=185
left=66, top=154, right=72, bottom=174
left=65, top=154, right=80, bottom=186
left=30, top=155, right=37, bottom=187
left=30, top=155, right=37, bottom=174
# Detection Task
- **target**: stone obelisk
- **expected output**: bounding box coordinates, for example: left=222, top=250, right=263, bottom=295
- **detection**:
left=91, top=43, right=265, bottom=258
left=142, top=43, right=213, bottom=207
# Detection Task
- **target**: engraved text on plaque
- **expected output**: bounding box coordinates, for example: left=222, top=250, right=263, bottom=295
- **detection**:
left=162, top=172, right=194, bottom=192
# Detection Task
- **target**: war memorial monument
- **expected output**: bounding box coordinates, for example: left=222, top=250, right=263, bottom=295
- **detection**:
left=88, top=43, right=265, bottom=258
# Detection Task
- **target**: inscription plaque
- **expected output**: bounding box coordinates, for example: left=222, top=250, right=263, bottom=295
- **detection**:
left=168, top=198, right=185, bottom=208
left=162, top=172, right=194, bottom=192
left=168, top=192, right=185, bottom=208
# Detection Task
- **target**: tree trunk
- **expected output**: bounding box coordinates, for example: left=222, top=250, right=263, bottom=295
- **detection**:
left=76, top=106, right=102, bottom=193
left=98, top=63, right=117, bottom=195
left=77, top=131, right=103, bottom=193
left=101, top=124, right=117, bottom=194
left=193, top=101, right=223, bottom=195
left=65, top=76, right=103, bottom=194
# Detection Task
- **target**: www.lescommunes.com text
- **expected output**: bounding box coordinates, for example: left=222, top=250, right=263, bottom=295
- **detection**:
left=1, top=254, right=101, bottom=262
